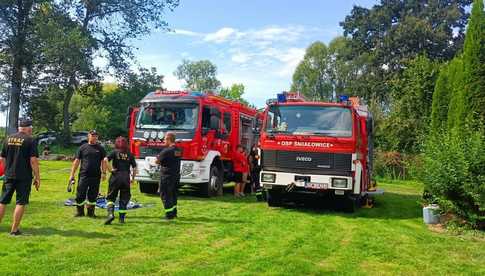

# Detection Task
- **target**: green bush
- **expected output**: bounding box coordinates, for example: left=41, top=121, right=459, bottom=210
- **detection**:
left=423, top=128, right=485, bottom=229
left=374, top=150, right=423, bottom=180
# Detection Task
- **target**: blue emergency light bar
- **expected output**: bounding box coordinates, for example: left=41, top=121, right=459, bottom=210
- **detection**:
left=338, top=95, right=349, bottom=102
left=190, top=91, right=204, bottom=97
left=277, top=93, right=287, bottom=103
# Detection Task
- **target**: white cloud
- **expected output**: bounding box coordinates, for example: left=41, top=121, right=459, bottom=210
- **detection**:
left=163, top=74, right=184, bottom=90
left=171, top=29, right=202, bottom=37
left=231, top=51, right=251, bottom=64
left=274, top=48, right=306, bottom=77
left=204, top=27, right=237, bottom=43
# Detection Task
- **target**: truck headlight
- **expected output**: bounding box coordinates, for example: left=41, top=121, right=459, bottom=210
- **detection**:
left=181, top=163, right=194, bottom=177
left=261, top=173, right=276, bottom=183
left=331, top=178, right=348, bottom=188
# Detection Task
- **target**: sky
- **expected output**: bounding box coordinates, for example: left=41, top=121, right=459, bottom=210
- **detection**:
left=130, top=0, right=377, bottom=108
left=1, top=0, right=377, bottom=126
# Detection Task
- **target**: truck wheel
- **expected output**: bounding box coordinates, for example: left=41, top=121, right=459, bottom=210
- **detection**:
left=343, top=196, right=359, bottom=213
left=267, top=190, right=283, bottom=207
left=139, top=181, right=159, bottom=195
left=201, top=165, right=223, bottom=197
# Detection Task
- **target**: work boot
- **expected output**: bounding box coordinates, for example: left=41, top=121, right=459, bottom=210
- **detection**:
left=86, top=206, right=96, bottom=218
left=75, top=205, right=85, bottom=217
left=104, top=206, right=115, bottom=225
left=119, top=213, right=126, bottom=224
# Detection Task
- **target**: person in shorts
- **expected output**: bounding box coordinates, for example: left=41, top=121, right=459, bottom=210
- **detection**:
left=233, top=145, right=248, bottom=197
left=0, top=118, right=40, bottom=236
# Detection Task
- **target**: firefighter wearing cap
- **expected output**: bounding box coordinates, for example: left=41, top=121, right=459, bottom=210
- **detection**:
left=69, top=130, right=108, bottom=217
left=0, top=118, right=40, bottom=236
left=104, top=137, right=137, bottom=225
left=156, top=132, right=181, bottom=220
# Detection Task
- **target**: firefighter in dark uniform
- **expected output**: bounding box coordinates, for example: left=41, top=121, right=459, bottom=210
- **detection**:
left=249, top=143, right=263, bottom=201
left=0, top=118, right=40, bottom=236
left=69, top=130, right=107, bottom=218
left=104, top=136, right=137, bottom=225
left=157, top=132, right=181, bottom=220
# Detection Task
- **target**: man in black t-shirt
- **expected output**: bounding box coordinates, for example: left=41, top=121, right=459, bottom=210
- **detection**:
left=69, top=130, right=107, bottom=218
left=157, top=132, right=181, bottom=220
left=0, top=118, right=40, bottom=236
left=249, top=143, right=263, bottom=201
left=104, top=136, right=137, bottom=225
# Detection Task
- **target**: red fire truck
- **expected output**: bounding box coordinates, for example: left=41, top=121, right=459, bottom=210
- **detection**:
left=127, top=90, right=260, bottom=197
left=259, top=92, right=376, bottom=211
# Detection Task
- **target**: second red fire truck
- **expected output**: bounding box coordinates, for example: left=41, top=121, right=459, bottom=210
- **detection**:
left=258, top=92, right=376, bottom=211
left=127, top=90, right=260, bottom=197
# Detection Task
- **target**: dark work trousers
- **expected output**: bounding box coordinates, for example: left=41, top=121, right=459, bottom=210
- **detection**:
left=251, top=168, right=261, bottom=190
left=106, top=171, right=131, bottom=213
left=76, top=176, right=101, bottom=207
left=251, top=168, right=263, bottom=200
left=160, top=174, right=180, bottom=218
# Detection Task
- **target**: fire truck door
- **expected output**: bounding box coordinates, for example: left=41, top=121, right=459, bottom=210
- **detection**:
left=239, top=115, right=254, bottom=152
left=221, top=112, right=232, bottom=159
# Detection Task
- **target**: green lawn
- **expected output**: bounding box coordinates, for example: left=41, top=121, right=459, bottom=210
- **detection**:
left=0, top=161, right=483, bottom=275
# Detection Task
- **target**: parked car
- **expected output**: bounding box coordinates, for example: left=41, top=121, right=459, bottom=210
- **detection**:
left=71, top=131, right=89, bottom=145
left=36, top=131, right=57, bottom=146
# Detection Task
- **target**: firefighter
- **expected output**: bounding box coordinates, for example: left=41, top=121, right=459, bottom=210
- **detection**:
left=249, top=143, right=263, bottom=201
left=69, top=130, right=108, bottom=218
left=233, top=145, right=248, bottom=197
left=156, top=132, right=181, bottom=220
left=104, top=136, right=137, bottom=225
left=0, top=118, right=41, bottom=236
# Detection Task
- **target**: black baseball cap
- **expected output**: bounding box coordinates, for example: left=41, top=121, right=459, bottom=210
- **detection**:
left=19, top=118, right=33, bottom=127
left=89, top=129, right=98, bottom=135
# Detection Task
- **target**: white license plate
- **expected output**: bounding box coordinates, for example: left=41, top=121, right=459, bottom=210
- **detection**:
left=305, top=183, right=328, bottom=190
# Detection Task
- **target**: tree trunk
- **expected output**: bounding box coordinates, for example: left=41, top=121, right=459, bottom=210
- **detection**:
left=6, top=0, right=34, bottom=134
left=61, top=77, right=77, bottom=145
left=8, top=61, right=22, bottom=134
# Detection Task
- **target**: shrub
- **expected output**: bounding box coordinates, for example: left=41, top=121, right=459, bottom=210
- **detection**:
left=374, top=150, right=423, bottom=180
left=423, top=128, right=485, bottom=229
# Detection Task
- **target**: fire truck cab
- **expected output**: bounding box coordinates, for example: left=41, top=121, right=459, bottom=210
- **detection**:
left=259, top=92, right=375, bottom=211
left=128, top=90, right=260, bottom=197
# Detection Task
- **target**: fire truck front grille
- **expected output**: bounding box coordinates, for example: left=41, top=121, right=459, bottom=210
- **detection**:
left=262, top=150, right=352, bottom=176
left=139, top=146, right=165, bottom=159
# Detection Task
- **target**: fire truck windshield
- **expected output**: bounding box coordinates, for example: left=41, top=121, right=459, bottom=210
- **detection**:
left=136, top=103, right=198, bottom=130
left=265, top=105, right=353, bottom=137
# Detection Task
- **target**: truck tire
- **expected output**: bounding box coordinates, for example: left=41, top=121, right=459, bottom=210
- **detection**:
left=267, top=190, right=283, bottom=207
left=201, top=165, right=223, bottom=197
left=343, top=195, right=360, bottom=213
left=139, top=181, right=159, bottom=194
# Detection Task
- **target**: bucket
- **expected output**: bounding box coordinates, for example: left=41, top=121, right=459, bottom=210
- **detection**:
left=423, top=205, right=440, bottom=224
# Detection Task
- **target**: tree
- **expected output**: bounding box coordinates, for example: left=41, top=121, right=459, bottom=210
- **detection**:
left=381, top=56, right=440, bottom=153
left=100, top=67, right=164, bottom=138
left=340, top=0, right=473, bottom=105
left=290, top=42, right=333, bottom=101
left=219, top=83, right=250, bottom=106
left=446, top=58, right=466, bottom=130
left=0, top=1, right=46, bottom=133
left=174, top=59, right=221, bottom=91
left=430, top=64, right=451, bottom=133
left=56, top=0, right=177, bottom=141
left=31, top=3, right=98, bottom=143
left=462, top=0, right=485, bottom=128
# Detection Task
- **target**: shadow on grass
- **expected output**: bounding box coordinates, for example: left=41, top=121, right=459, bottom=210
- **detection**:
left=273, top=192, right=422, bottom=220
left=25, top=227, right=114, bottom=238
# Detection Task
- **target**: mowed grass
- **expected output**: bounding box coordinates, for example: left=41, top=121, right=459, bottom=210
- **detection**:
left=0, top=161, right=483, bottom=275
